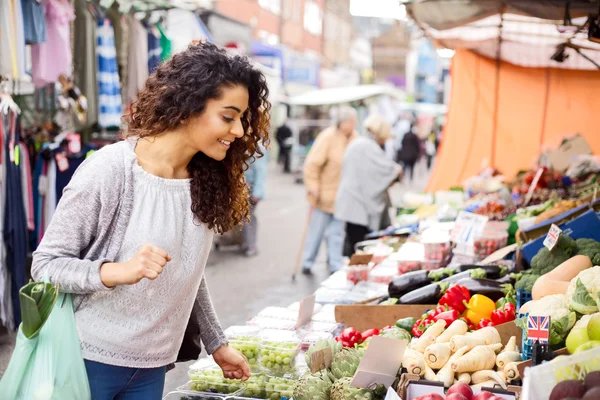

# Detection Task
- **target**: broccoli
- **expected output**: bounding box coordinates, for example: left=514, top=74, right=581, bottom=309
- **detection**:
left=575, top=238, right=600, bottom=265
left=530, top=235, right=578, bottom=275
left=515, top=273, right=540, bottom=292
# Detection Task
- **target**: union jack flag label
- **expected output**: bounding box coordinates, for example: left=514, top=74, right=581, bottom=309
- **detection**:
left=528, top=315, right=551, bottom=344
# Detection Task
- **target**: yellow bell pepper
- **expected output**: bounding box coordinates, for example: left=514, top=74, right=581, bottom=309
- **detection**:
left=464, top=294, right=496, bottom=325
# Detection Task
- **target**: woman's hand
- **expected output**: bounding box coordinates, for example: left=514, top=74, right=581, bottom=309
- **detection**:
left=100, top=244, right=171, bottom=287
left=213, top=344, right=251, bottom=381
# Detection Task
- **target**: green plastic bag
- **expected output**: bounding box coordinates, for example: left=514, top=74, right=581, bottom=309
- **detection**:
left=0, top=291, right=91, bottom=400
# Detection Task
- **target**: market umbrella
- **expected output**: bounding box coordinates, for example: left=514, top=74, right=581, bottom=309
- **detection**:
left=19, top=281, right=60, bottom=339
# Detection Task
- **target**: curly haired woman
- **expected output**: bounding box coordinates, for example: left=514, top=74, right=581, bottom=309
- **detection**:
left=31, top=41, right=270, bottom=399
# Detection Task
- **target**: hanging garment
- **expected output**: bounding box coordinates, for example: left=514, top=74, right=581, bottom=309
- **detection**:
left=0, top=0, right=26, bottom=79
left=97, top=18, right=123, bottom=128
left=166, top=9, right=213, bottom=55
left=156, top=23, right=172, bottom=62
left=73, top=0, right=98, bottom=126
left=126, top=16, right=148, bottom=104
left=54, top=144, right=95, bottom=203
left=0, top=111, right=14, bottom=330
left=31, top=0, right=75, bottom=88
left=106, top=3, right=129, bottom=92
left=2, top=113, right=28, bottom=327
left=43, top=156, right=57, bottom=233
left=22, top=0, right=47, bottom=44
left=18, top=143, right=35, bottom=231
left=147, top=23, right=162, bottom=74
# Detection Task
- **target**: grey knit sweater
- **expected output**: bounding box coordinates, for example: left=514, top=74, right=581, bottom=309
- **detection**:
left=31, top=139, right=227, bottom=366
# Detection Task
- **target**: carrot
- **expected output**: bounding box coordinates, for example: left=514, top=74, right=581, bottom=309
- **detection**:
left=436, top=346, right=469, bottom=387
left=504, top=361, right=521, bottom=381
left=457, top=372, right=471, bottom=384
left=471, top=370, right=508, bottom=389
left=412, top=320, right=446, bottom=353
left=471, top=326, right=501, bottom=345
left=448, top=333, right=486, bottom=352
left=436, top=319, right=468, bottom=344
left=450, top=345, right=497, bottom=373
left=424, top=343, right=452, bottom=369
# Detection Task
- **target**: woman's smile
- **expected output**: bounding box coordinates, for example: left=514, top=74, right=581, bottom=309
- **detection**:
left=218, top=138, right=232, bottom=149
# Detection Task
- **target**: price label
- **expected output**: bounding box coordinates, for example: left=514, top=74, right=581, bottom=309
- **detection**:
left=543, top=224, right=562, bottom=251
left=296, top=294, right=316, bottom=329
left=451, top=211, right=489, bottom=255
left=309, top=347, right=332, bottom=373
left=351, top=336, right=407, bottom=389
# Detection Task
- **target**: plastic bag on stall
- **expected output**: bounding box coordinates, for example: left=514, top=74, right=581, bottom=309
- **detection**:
left=0, top=287, right=91, bottom=400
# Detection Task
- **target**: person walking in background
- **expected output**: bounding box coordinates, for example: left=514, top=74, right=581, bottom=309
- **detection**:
left=398, top=123, right=421, bottom=181
left=335, top=115, right=402, bottom=254
left=275, top=121, right=293, bottom=173
left=243, top=143, right=268, bottom=257
left=301, top=106, right=358, bottom=275
left=425, top=132, right=437, bottom=170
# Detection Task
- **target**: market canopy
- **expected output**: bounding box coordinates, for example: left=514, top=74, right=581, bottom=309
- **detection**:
left=404, top=0, right=600, bottom=69
left=284, top=85, right=405, bottom=106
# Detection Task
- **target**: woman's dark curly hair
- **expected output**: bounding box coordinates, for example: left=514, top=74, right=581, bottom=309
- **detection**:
left=123, top=41, right=271, bottom=233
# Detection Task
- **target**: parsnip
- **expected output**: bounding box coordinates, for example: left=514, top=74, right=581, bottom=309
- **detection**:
left=504, top=336, right=519, bottom=353
left=496, top=350, right=521, bottom=369
left=471, top=326, right=501, bottom=345
left=436, top=319, right=468, bottom=344
left=448, top=333, right=486, bottom=352
left=436, top=346, right=469, bottom=387
left=504, top=361, right=521, bottom=381
left=471, top=379, right=501, bottom=390
left=424, top=343, right=452, bottom=369
left=497, top=370, right=506, bottom=383
left=402, top=348, right=423, bottom=368
left=424, top=365, right=437, bottom=381
left=457, top=373, right=471, bottom=385
left=408, top=357, right=427, bottom=376
left=450, top=345, right=497, bottom=373
left=412, top=320, right=446, bottom=353
left=487, top=343, right=503, bottom=354
left=471, top=370, right=508, bottom=389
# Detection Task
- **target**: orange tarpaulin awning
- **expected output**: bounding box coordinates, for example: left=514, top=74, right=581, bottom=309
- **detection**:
left=427, top=49, right=600, bottom=191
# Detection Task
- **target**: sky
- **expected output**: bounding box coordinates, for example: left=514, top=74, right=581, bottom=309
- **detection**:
left=350, top=0, right=407, bottom=20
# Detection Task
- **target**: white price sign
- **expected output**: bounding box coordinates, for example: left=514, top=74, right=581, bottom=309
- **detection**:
left=451, top=211, right=489, bottom=256
left=543, top=224, right=563, bottom=251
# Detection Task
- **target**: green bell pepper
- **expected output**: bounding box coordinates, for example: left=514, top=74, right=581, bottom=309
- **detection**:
left=395, top=317, right=417, bottom=332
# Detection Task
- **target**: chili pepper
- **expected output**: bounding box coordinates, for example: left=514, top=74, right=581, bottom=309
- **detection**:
left=361, top=328, right=381, bottom=340
left=478, top=318, right=494, bottom=329
left=496, top=292, right=517, bottom=310
left=460, top=317, right=476, bottom=331
left=491, top=302, right=516, bottom=325
left=433, top=309, right=459, bottom=326
left=464, top=294, right=496, bottom=325
left=412, top=319, right=433, bottom=338
left=423, top=305, right=449, bottom=323
left=396, top=317, right=417, bottom=332
left=439, top=284, right=471, bottom=313
left=340, top=327, right=363, bottom=347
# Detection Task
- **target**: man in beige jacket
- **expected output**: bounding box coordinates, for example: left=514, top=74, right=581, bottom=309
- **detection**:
left=301, top=106, right=358, bottom=274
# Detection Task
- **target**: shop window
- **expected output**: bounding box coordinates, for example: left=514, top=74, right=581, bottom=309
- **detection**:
left=304, top=1, right=323, bottom=36
left=259, top=0, right=281, bottom=15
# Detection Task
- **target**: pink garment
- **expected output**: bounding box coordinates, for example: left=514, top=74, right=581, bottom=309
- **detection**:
left=31, top=0, right=75, bottom=88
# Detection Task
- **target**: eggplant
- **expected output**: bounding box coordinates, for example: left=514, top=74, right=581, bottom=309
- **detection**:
left=495, top=274, right=516, bottom=285
left=454, top=278, right=513, bottom=302
left=451, top=264, right=508, bottom=280
left=388, top=270, right=431, bottom=298
left=388, top=267, right=457, bottom=298
left=441, top=269, right=487, bottom=284
left=398, top=282, right=449, bottom=304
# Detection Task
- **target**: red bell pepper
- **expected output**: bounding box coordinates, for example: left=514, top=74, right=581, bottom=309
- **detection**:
left=439, top=284, right=471, bottom=313
left=433, top=309, right=459, bottom=326
left=361, top=328, right=381, bottom=340
left=412, top=319, right=433, bottom=338
left=491, top=302, right=516, bottom=325
left=340, top=327, right=363, bottom=347
left=423, top=305, right=449, bottom=323
left=460, top=317, right=476, bottom=331
left=478, top=318, right=494, bottom=329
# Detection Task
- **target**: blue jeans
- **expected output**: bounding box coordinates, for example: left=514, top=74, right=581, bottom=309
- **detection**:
left=301, top=208, right=345, bottom=272
left=84, top=359, right=166, bottom=400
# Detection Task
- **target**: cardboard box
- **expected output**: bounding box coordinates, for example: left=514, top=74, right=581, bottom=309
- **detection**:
left=334, top=304, right=522, bottom=346
left=539, top=134, right=593, bottom=172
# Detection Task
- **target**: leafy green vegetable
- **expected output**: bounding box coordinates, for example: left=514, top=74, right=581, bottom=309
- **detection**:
left=515, top=273, right=540, bottom=292
left=570, top=278, right=598, bottom=314
left=19, top=281, right=60, bottom=339
left=530, top=235, right=578, bottom=276
left=575, top=238, right=600, bottom=265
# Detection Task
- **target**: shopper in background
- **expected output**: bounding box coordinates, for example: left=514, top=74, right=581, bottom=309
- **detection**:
left=425, top=132, right=437, bottom=170
left=301, top=106, right=358, bottom=275
left=243, top=143, right=268, bottom=257
left=31, top=41, right=268, bottom=399
left=335, top=115, right=402, bottom=253
left=276, top=120, right=293, bottom=173
left=398, top=122, right=421, bottom=181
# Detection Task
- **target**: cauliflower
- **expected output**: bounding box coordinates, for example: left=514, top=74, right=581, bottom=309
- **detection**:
left=566, top=266, right=600, bottom=315
left=516, top=294, right=577, bottom=346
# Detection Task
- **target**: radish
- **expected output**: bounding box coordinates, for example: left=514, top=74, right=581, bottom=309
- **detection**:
left=447, top=382, right=473, bottom=400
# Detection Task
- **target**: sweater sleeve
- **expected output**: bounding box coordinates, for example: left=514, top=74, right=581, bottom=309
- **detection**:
left=31, top=152, right=117, bottom=294
left=303, top=130, right=330, bottom=194
left=194, top=278, right=227, bottom=354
